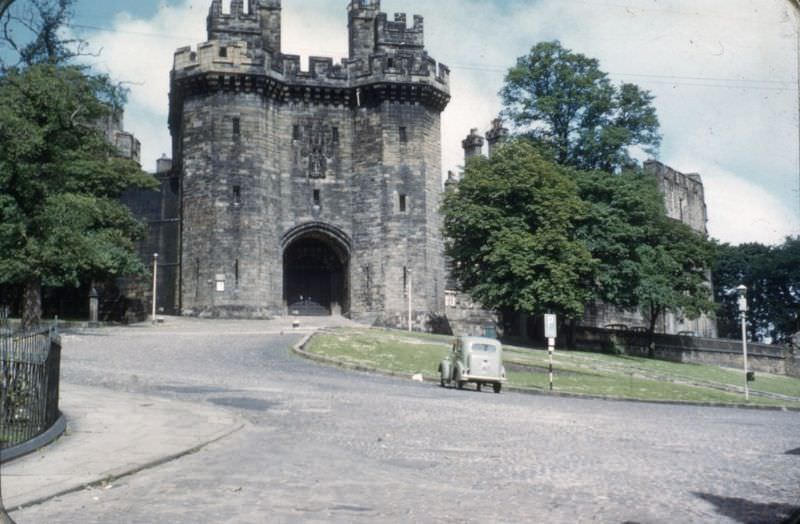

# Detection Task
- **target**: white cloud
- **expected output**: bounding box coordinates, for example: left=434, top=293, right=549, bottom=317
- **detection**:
left=80, top=0, right=800, bottom=245
left=698, top=163, right=799, bottom=245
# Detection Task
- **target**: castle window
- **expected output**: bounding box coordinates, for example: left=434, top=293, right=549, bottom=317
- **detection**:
left=387, top=58, right=395, bottom=69
left=232, top=117, right=240, bottom=137
left=293, top=125, right=300, bottom=140
left=233, top=185, right=242, bottom=206
left=235, top=259, right=240, bottom=286
left=313, top=189, right=321, bottom=207
left=219, top=46, right=228, bottom=58
left=399, top=126, right=407, bottom=143
left=331, top=127, right=339, bottom=143
left=399, top=194, right=407, bottom=213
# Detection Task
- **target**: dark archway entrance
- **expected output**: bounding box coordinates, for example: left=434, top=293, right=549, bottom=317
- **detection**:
left=283, top=233, right=349, bottom=316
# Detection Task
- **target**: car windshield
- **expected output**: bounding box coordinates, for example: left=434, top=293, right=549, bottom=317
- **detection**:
left=471, top=343, right=497, bottom=353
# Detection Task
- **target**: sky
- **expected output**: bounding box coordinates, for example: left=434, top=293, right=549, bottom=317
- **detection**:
left=32, top=0, right=800, bottom=245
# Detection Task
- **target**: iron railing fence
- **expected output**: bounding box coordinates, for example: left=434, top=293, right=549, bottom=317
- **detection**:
left=0, top=312, right=61, bottom=451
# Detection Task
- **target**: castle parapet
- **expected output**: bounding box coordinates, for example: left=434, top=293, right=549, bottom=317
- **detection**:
left=172, top=1, right=448, bottom=113
left=375, top=12, right=424, bottom=50
left=173, top=41, right=449, bottom=96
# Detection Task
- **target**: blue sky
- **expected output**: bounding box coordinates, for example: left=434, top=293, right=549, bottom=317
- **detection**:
left=38, top=0, right=800, bottom=244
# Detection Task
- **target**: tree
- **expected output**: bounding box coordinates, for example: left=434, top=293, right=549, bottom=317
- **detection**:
left=0, top=64, right=156, bottom=328
left=573, top=168, right=666, bottom=310
left=500, top=41, right=661, bottom=172
left=634, top=217, right=716, bottom=348
left=442, top=139, right=595, bottom=319
left=1, top=0, right=78, bottom=68
left=713, top=238, right=800, bottom=343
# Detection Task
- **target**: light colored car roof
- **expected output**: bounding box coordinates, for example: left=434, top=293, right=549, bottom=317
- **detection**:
left=459, top=336, right=502, bottom=346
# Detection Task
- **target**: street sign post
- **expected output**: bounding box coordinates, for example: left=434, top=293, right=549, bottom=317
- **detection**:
left=544, top=314, right=557, bottom=391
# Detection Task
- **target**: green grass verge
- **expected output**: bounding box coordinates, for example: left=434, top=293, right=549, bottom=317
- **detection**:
left=305, top=328, right=800, bottom=408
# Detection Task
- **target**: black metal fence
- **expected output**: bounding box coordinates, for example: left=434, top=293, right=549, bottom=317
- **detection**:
left=0, top=317, right=62, bottom=451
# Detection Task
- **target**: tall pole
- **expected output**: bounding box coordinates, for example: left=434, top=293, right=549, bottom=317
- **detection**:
left=737, top=285, right=749, bottom=401
left=152, top=253, right=159, bottom=326
left=407, top=269, right=412, bottom=332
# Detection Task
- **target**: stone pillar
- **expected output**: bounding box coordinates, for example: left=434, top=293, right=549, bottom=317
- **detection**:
left=462, top=128, right=484, bottom=162
left=89, top=287, right=99, bottom=326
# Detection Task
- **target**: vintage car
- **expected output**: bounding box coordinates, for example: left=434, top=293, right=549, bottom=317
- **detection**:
left=438, top=336, right=506, bottom=393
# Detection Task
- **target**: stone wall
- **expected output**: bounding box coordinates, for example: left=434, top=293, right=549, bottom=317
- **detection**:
left=575, top=326, right=791, bottom=376
left=170, top=0, right=449, bottom=325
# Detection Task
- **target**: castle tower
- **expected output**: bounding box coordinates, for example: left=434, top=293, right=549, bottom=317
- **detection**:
left=170, top=1, right=451, bottom=326
left=462, top=129, right=484, bottom=162
left=486, top=118, right=509, bottom=157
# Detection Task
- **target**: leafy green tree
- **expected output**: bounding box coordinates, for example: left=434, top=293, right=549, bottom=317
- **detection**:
left=0, top=64, right=155, bottom=328
left=634, top=217, right=716, bottom=347
left=573, top=168, right=666, bottom=310
left=500, top=41, right=660, bottom=172
left=442, top=139, right=595, bottom=319
left=713, top=239, right=800, bottom=343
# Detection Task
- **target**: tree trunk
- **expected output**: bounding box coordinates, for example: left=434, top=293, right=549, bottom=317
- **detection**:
left=21, top=277, right=42, bottom=330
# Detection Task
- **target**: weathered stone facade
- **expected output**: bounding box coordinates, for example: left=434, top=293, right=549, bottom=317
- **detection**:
left=168, top=0, right=450, bottom=324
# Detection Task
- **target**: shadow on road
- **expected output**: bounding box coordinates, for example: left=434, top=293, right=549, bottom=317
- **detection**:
left=694, top=492, right=799, bottom=524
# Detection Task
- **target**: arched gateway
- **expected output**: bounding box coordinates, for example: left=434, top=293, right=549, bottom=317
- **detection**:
left=282, top=223, right=350, bottom=316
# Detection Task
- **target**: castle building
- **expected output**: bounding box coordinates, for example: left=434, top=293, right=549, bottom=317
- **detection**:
left=166, top=0, right=450, bottom=324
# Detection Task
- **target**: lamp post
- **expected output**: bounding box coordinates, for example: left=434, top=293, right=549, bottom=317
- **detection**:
left=151, top=253, right=159, bottom=326
left=736, top=285, right=749, bottom=401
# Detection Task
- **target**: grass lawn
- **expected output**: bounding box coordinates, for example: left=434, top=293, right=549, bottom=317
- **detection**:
left=305, top=328, right=800, bottom=408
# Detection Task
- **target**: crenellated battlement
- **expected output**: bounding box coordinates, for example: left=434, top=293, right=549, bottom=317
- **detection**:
left=173, top=21, right=449, bottom=114
left=183, top=0, right=446, bottom=107
left=207, top=0, right=281, bottom=53
left=375, top=12, right=424, bottom=50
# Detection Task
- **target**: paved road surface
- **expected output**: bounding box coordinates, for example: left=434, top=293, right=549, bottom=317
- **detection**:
left=9, top=318, right=800, bottom=523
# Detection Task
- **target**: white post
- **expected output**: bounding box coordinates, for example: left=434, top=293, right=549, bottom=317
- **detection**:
left=741, top=313, right=749, bottom=401
left=407, top=269, right=412, bottom=332
left=737, top=285, right=749, bottom=401
left=544, top=314, right=557, bottom=391
left=152, top=253, right=159, bottom=326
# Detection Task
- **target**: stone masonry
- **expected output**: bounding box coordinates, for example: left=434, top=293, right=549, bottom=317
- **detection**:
left=168, top=0, right=450, bottom=325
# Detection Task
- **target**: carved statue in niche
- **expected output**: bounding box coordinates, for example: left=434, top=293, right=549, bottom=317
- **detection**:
left=293, top=121, right=338, bottom=179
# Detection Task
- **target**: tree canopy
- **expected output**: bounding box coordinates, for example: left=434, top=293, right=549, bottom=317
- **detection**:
left=500, top=41, right=661, bottom=172
left=632, top=217, right=716, bottom=341
left=442, top=138, right=717, bottom=342
left=713, top=238, right=800, bottom=343
left=0, top=63, right=155, bottom=327
left=573, top=168, right=666, bottom=310
left=442, top=139, right=594, bottom=318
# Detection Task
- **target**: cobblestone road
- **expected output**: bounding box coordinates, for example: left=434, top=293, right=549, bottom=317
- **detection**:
left=10, top=318, right=800, bottom=523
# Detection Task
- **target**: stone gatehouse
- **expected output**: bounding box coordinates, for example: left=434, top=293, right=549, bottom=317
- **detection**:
left=166, top=0, right=450, bottom=325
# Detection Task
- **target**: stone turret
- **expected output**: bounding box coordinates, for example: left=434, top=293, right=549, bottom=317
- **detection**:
left=486, top=118, right=509, bottom=157
left=462, top=128, right=484, bottom=162
left=207, top=0, right=281, bottom=53
left=348, top=0, right=381, bottom=61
